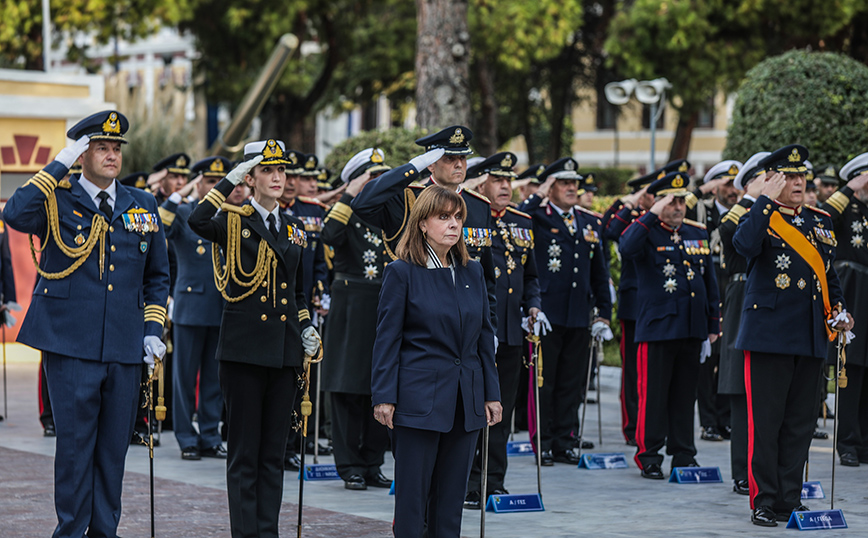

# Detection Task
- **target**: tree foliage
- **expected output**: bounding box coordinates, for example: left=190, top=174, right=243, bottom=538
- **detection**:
left=724, top=50, right=868, bottom=166
left=323, top=128, right=428, bottom=178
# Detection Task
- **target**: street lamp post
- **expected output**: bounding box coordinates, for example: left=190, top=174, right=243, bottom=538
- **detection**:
left=42, top=0, right=51, bottom=72
left=604, top=77, right=671, bottom=171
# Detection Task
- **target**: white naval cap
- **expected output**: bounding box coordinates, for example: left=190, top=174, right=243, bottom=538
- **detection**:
left=339, top=147, right=391, bottom=183
left=734, top=151, right=770, bottom=190
left=243, top=139, right=290, bottom=165
left=838, top=152, right=868, bottom=182
left=465, top=156, right=486, bottom=169
left=702, top=160, right=742, bottom=184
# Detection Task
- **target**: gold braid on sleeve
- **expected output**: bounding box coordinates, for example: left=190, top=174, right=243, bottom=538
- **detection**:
left=211, top=211, right=277, bottom=304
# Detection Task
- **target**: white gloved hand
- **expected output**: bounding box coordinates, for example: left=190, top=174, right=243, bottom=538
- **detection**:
left=2, top=311, right=17, bottom=327
left=591, top=320, right=614, bottom=342
left=609, top=281, right=617, bottom=307
left=699, top=338, right=712, bottom=364
left=494, top=336, right=499, bottom=354
left=844, top=330, right=855, bottom=345
left=166, top=297, right=174, bottom=321
left=522, top=311, right=552, bottom=336
left=829, top=309, right=849, bottom=328
left=302, top=326, right=321, bottom=357
left=226, top=155, right=263, bottom=186
left=54, top=136, right=90, bottom=169
left=168, top=192, right=183, bottom=205
left=409, top=148, right=446, bottom=172
left=320, top=293, right=331, bottom=311
left=143, top=335, right=166, bottom=366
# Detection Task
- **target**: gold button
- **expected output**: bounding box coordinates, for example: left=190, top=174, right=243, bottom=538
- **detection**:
left=281, top=298, right=288, bottom=305
left=753, top=304, right=757, bottom=309
left=197, top=239, right=203, bottom=244
left=813, top=295, right=817, bottom=300
left=187, top=286, right=192, bottom=292
left=109, top=226, right=114, bottom=233
left=766, top=204, right=771, bottom=209
left=109, top=264, right=115, bottom=271
left=107, top=284, right=113, bottom=291
left=111, top=245, right=116, bottom=252
left=691, top=292, right=695, bottom=297
left=281, top=283, right=287, bottom=289
left=508, top=288, right=513, bottom=294
left=383, top=250, right=387, bottom=255
left=262, top=281, right=268, bottom=288
left=77, top=225, right=82, bottom=230
left=666, top=259, right=670, bottom=263
left=261, top=295, right=267, bottom=302
left=507, top=269, right=512, bottom=275
left=43, top=288, right=48, bottom=293
left=679, top=245, right=683, bottom=250
left=763, top=210, right=769, bottom=215
left=280, top=315, right=287, bottom=321
left=261, top=314, right=268, bottom=321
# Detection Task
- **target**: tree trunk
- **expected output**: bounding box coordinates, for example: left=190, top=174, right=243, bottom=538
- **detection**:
left=415, top=0, right=471, bottom=130
left=520, top=83, right=536, bottom=164
left=475, top=56, right=498, bottom=156
left=668, top=109, right=699, bottom=162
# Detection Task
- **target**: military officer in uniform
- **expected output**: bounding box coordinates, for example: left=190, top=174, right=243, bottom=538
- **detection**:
left=822, top=153, right=868, bottom=467
left=816, top=165, right=840, bottom=204
left=188, top=140, right=321, bottom=538
left=160, top=156, right=234, bottom=460
left=733, top=145, right=853, bottom=526
left=718, top=151, right=769, bottom=495
left=620, top=171, right=720, bottom=479
left=517, top=157, right=611, bottom=464
left=5, top=110, right=170, bottom=538
left=320, top=148, right=393, bottom=490
left=149, top=153, right=191, bottom=204
left=463, top=152, right=543, bottom=507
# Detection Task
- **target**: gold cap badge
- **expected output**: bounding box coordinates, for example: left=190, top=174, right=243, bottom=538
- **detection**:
left=102, top=112, right=121, bottom=134
left=501, top=154, right=513, bottom=168
left=263, top=139, right=283, bottom=160
left=209, top=159, right=224, bottom=173
left=672, top=174, right=685, bottom=188
left=371, top=149, right=384, bottom=164
left=728, top=165, right=739, bottom=176
left=678, top=162, right=689, bottom=172
left=449, top=128, right=464, bottom=144
left=788, top=148, right=801, bottom=162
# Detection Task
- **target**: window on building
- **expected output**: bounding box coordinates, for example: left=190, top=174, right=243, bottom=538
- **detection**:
left=596, top=88, right=617, bottom=129
left=696, top=97, right=715, bottom=129
left=641, top=104, right=665, bottom=130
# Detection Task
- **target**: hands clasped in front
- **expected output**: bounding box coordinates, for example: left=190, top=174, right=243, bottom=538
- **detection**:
left=373, top=400, right=503, bottom=429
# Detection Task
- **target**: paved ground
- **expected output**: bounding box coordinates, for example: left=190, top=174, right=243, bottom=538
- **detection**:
left=0, top=346, right=865, bottom=537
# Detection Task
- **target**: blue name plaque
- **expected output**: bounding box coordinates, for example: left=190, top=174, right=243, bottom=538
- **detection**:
left=300, top=464, right=340, bottom=481
left=578, top=453, right=629, bottom=469
left=389, top=480, right=395, bottom=495
left=506, top=440, right=535, bottom=456
left=801, top=481, right=825, bottom=499
left=668, top=466, right=723, bottom=484
left=786, top=509, right=847, bottom=530
left=485, top=493, right=544, bottom=513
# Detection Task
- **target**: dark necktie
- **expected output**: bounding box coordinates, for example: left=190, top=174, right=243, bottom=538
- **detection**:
left=267, top=213, right=279, bottom=240
left=97, top=191, right=113, bottom=220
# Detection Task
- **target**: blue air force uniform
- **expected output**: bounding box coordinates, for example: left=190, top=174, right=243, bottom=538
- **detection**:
left=4, top=111, right=170, bottom=538
left=517, top=157, right=611, bottom=459
left=619, top=172, right=720, bottom=474
left=732, top=145, right=846, bottom=521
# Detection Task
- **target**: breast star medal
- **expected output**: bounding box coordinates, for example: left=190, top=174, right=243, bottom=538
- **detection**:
left=548, top=259, right=562, bottom=272
left=548, top=242, right=562, bottom=257
left=776, top=273, right=791, bottom=289
left=364, top=264, right=379, bottom=280
left=670, top=231, right=681, bottom=244
left=363, top=249, right=376, bottom=264
left=663, top=278, right=677, bottom=293
left=662, top=263, right=676, bottom=277
left=852, top=234, right=864, bottom=248
left=792, top=215, right=804, bottom=227
left=775, top=254, right=791, bottom=270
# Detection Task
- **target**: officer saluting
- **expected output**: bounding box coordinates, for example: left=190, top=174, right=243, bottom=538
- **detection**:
left=4, top=111, right=170, bottom=538
left=733, top=145, right=853, bottom=526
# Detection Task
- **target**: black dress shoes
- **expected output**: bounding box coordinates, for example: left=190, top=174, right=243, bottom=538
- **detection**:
left=751, top=506, right=777, bottom=527
left=463, top=491, right=481, bottom=510
left=540, top=450, right=554, bottom=466
left=365, top=472, right=392, bottom=488
left=733, top=479, right=750, bottom=495
left=305, top=440, right=333, bottom=456
left=839, top=453, right=859, bottom=467
left=131, top=431, right=156, bottom=446
left=284, top=452, right=301, bottom=471
left=553, top=449, right=580, bottom=464
left=344, top=474, right=367, bottom=490
left=700, top=427, right=724, bottom=441
left=625, top=438, right=637, bottom=447
left=201, top=445, right=228, bottom=459
left=181, top=446, right=201, bottom=460
left=43, top=423, right=56, bottom=437
left=641, top=463, right=664, bottom=479
left=720, top=426, right=732, bottom=440
left=776, top=505, right=810, bottom=522
left=813, top=429, right=829, bottom=440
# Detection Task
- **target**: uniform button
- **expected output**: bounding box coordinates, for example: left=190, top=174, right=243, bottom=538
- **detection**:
left=187, top=286, right=192, bottom=292
left=454, top=359, right=461, bottom=365
left=281, top=298, right=288, bottom=305
left=679, top=246, right=683, bottom=250
left=261, top=281, right=268, bottom=288
left=508, top=288, right=513, bottom=294
left=43, top=288, right=48, bottom=293
left=691, top=292, right=695, bottom=297
left=574, top=253, right=579, bottom=259
left=109, top=264, right=115, bottom=271
left=507, top=269, right=512, bottom=275
left=111, top=245, right=116, bottom=252
left=766, top=204, right=772, bottom=209
left=383, top=250, right=387, bottom=255
left=109, top=226, right=114, bottom=233
left=280, top=314, right=287, bottom=321
left=813, top=275, right=817, bottom=280
left=77, top=225, right=82, bottom=230
left=753, top=304, right=757, bottom=309
left=813, top=295, right=817, bottom=300
left=197, top=239, right=203, bottom=244
left=261, top=314, right=268, bottom=321
left=281, top=282, right=287, bottom=289
left=666, top=259, right=670, bottom=263
left=573, top=267, right=578, bottom=273
left=572, top=282, right=577, bottom=288
left=261, top=295, right=267, bottom=302
left=763, top=210, right=769, bottom=215
left=107, top=284, right=113, bottom=291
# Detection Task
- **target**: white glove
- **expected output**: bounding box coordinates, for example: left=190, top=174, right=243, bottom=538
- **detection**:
left=521, top=311, right=552, bottom=336
left=699, top=338, right=712, bottom=364
left=409, top=148, right=445, bottom=172
left=320, top=293, right=331, bottom=311
left=168, top=192, right=183, bottom=205
left=226, top=155, right=263, bottom=186
left=166, top=297, right=174, bottom=321
left=302, top=326, right=321, bottom=357
left=591, top=320, right=614, bottom=342
left=494, top=336, right=499, bottom=354
left=609, top=281, right=617, bottom=306
left=2, top=311, right=16, bottom=327
left=828, top=309, right=849, bottom=329
left=54, top=136, right=90, bottom=169
left=143, top=335, right=166, bottom=366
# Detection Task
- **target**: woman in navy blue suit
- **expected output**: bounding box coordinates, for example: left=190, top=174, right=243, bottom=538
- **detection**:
left=372, top=186, right=502, bottom=538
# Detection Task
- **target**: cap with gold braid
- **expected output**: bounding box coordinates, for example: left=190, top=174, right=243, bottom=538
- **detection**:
left=66, top=110, right=129, bottom=143
left=517, top=163, right=547, bottom=184
left=627, top=159, right=691, bottom=191
left=191, top=156, right=233, bottom=178
left=120, top=172, right=148, bottom=189
left=758, top=144, right=809, bottom=174
left=301, top=154, right=320, bottom=177
left=243, top=139, right=291, bottom=166
left=153, top=153, right=191, bottom=175
left=733, top=151, right=770, bottom=190
left=415, top=125, right=474, bottom=155
left=284, top=149, right=305, bottom=174
left=702, top=160, right=742, bottom=184
left=648, top=171, right=692, bottom=197
left=465, top=151, right=518, bottom=179
left=340, top=148, right=392, bottom=183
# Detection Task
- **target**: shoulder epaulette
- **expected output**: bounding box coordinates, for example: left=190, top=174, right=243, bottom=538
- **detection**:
left=221, top=203, right=256, bottom=216
left=297, top=196, right=328, bottom=209
left=463, top=188, right=491, bottom=205
left=682, top=218, right=706, bottom=229
left=804, top=205, right=831, bottom=218
left=506, top=207, right=532, bottom=220
left=58, top=179, right=71, bottom=189
left=575, top=205, right=603, bottom=218
left=409, top=182, right=427, bottom=189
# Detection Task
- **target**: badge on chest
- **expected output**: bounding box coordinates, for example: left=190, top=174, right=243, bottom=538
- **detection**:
left=122, top=208, right=160, bottom=234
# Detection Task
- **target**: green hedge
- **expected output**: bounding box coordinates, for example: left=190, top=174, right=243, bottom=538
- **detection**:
left=582, top=167, right=636, bottom=196
left=725, top=50, right=868, bottom=165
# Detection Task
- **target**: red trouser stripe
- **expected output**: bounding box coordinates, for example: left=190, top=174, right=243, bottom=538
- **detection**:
left=634, top=342, right=648, bottom=469
left=619, top=320, right=629, bottom=441
left=744, top=351, right=758, bottom=509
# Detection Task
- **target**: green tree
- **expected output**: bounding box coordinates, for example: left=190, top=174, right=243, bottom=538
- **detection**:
left=323, top=128, right=428, bottom=179
left=724, top=50, right=868, bottom=166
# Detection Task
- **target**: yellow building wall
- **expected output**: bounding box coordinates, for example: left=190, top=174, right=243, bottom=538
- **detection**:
left=0, top=118, right=68, bottom=173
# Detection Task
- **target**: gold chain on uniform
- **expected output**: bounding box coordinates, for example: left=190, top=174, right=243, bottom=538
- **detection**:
left=211, top=211, right=278, bottom=305
left=28, top=191, right=108, bottom=280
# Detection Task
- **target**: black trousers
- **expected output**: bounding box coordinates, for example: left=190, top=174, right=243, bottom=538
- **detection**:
left=539, top=325, right=591, bottom=452
left=745, top=351, right=822, bottom=511
left=619, top=319, right=639, bottom=443
left=696, top=351, right=731, bottom=430
left=220, top=361, right=298, bottom=538
left=39, top=355, right=53, bottom=427
left=730, top=394, right=748, bottom=482
left=835, top=363, right=868, bottom=459
left=330, top=391, right=390, bottom=481
left=634, top=338, right=702, bottom=469
left=468, top=343, right=523, bottom=492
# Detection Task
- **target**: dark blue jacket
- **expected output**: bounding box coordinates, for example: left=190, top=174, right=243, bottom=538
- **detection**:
left=492, top=207, right=541, bottom=345
left=734, top=195, right=845, bottom=358
left=605, top=204, right=643, bottom=321
left=5, top=161, right=170, bottom=363
left=517, top=194, right=611, bottom=328
left=620, top=212, right=720, bottom=343
left=282, top=196, right=329, bottom=307
left=371, top=259, right=499, bottom=433
left=160, top=198, right=224, bottom=327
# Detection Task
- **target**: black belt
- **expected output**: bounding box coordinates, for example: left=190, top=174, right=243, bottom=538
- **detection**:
left=334, top=272, right=382, bottom=285
left=729, top=273, right=746, bottom=283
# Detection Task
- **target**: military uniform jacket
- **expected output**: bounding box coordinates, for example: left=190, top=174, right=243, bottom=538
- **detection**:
left=4, top=161, right=170, bottom=363
left=620, top=212, right=720, bottom=342
left=160, top=198, right=224, bottom=327
left=733, top=195, right=845, bottom=359
left=188, top=178, right=313, bottom=368
left=517, top=194, right=611, bottom=328
left=821, top=186, right=868, bottom=364
left=491, top=207, right=542, bottom=346
left=319, top=192, right=391, bottom=394
left=605, top=204, right=643, bottom=321
left=350, top=163, right=498, bottom=327
left=0, top=214, right=17, bottom=303
left=283, top=197, right=330, bottom=306
left=371, top=259, right=499, bottom=433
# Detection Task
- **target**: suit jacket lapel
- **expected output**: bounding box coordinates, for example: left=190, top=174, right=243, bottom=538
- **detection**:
left=245, top=211, right=283, bottom=255
left=113, top=184, right=135, bottom=223
left=69, top=177, right=101, bottom=216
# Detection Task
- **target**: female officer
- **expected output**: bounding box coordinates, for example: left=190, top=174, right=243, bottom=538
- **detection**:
left=371, top=185, right=502, bottom=538
left=188, top=139, right=321, bottom=538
